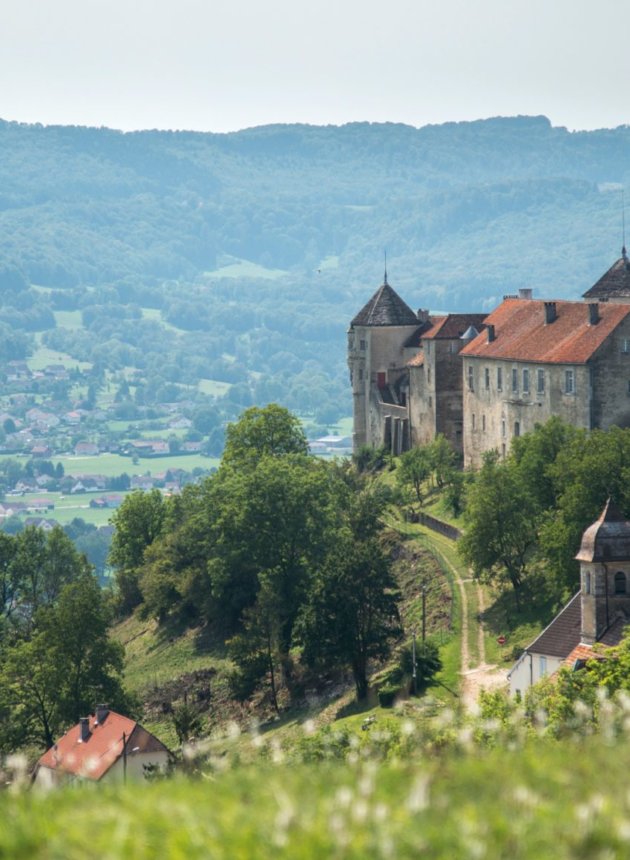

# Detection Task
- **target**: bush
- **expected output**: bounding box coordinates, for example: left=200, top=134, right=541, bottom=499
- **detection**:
left=378, top=683, right=400, bottom=708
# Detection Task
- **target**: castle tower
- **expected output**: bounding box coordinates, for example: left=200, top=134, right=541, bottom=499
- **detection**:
left=575, top=499, right=630, bottom=644
left=347, top=276, right=421, bottom=452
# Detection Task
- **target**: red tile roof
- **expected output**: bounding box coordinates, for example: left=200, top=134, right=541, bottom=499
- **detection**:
left=423, top=314, right=487, bottom=340
left=460, top=299, right=630, bottom=364
left=562, top=643, right=598, bottom=668
left=36, top=710, right=169, bottom=781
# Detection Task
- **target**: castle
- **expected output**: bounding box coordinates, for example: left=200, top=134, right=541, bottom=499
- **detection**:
left=348, top=252, right=630, bottom=467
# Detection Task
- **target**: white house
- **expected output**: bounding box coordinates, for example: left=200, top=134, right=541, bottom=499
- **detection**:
left=33, top=706, right=170, bottom=786
left=508, top=500, right=630, bottom=697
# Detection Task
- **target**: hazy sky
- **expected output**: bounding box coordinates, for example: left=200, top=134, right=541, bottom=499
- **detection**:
left=2, top=0, right=629, bottom=133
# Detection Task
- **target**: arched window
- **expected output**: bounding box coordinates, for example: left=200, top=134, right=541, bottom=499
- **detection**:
left=615, top=571, right=626, bottom=595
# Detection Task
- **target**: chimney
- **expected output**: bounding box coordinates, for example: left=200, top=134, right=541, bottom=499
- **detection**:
left=519, top=288, right=533, bottom=300
left=588, top=302, right=600, bottom=325
left=417, top=308, right=430, bottom=323
left=95, top=704, right=109, bottom=725
left=544, top=302, right=557, bottom=324
left=79, top=717, right=90, bottom=742
left=486, top=324, right=495, bottom=343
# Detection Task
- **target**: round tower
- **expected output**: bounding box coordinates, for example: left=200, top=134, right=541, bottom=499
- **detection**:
left=348, top=275, right=421, bottom=452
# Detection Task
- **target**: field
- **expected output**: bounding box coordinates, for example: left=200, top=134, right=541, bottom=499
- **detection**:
left=0, top=452, right=220, bottom=478
left=3, top=737, right=630, bottom=858
left=10, top=491, right=132, bottom=527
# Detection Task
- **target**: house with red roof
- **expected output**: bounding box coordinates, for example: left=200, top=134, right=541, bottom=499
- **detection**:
left=33, top=706, right=170, bottom=786
left=460, top=295, right=630, bottom=467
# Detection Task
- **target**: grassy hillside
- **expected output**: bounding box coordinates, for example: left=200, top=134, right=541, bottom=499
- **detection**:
left=4, top=737, right=630, bottom=858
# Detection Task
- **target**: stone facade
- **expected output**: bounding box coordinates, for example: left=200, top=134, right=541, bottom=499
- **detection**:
left=349, top=254, right=630, bottom=466
left=460, top=298, right=630, bottom=468
left=508, top=500, right=630, bottom=696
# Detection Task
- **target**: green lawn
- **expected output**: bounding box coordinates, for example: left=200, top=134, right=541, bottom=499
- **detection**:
left=28, top=345, right=91, bottom=372
left=198, top=378, right=232, bottom=397
left=53, top=310, right=83, bottom=330
left=12, top=491, right=130, bottom=527
left=41, top=452, right=218, bottom=478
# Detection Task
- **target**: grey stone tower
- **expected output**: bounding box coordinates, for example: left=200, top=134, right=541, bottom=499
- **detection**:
left=347, top=277, right=421, bottom=453
left=575, top=499, right=630, bottom=644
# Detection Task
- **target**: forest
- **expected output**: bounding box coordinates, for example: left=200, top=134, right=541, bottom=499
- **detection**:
left=1, top=115, right=630, bottom=426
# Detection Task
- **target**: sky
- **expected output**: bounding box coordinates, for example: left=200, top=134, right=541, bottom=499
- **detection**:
left=2, top=0, right=629, bottom=134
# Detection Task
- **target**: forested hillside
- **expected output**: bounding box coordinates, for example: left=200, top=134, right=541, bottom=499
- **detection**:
left=1, top=114, right=629, bottom=424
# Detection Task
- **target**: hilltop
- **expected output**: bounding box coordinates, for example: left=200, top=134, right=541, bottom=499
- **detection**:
left=1, top=115, right=629, bottom=433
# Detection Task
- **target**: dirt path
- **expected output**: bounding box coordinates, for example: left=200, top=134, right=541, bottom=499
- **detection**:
left=429, top=539, right=507, bottom=709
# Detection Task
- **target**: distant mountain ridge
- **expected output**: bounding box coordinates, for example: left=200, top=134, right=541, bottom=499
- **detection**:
left=0, top=114, right=628, bottom=422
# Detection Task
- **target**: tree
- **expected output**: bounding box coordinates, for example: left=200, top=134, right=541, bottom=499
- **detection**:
left=0, top=574, right=129, bottom=750
left=459, top=453, right=538, bottom=602
left=427, top=434, right=457, bottom=488
left=298, top=536, right=401, bottom=700
left=397, top=447, right=431, bottom=503
left=222, top=404, right=308, bottom=471
left=109, top=490, right=167, bottom=614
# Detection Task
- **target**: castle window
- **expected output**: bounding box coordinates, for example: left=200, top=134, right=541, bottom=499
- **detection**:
left=512, top=368, right=518, bottom=393
left=360, top=339, right=367, bottom=350
left=615, top=571, right=626, bottom=595
left=522, top=369, right=530, bottom=394
left=472, top=413, right=476, bottom=430
left=537, top=369, right=545, bottom=393
left=585, top=571, right=591, bottom=594
left=467, top=366, right=474, bottom=392
left=482, top=414, right=486, bottom=431
left=622, top=338, right=630, bottom=354
left=565, top=369, right=575, bottom=394
left=501, top=419, right=506, bottom=437
left=514, top=421, right=520, bottom=437
left=427, top=367, right=431, bottom=383
left=484, top=368, right=490, bottom=390
left=359, top=368, right=363, bottom=381
left=497, top=367, right=503, bottom=391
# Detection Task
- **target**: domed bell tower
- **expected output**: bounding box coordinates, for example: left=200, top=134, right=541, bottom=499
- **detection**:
left=575, top=499, right=630, bottom=644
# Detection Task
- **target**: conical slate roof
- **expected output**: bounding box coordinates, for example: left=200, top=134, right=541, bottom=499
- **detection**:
left=575, top=499, right=630, bottom=562
left=583, top=253, right=630, bottom=300
left=351, top=282, right=419, bottom=327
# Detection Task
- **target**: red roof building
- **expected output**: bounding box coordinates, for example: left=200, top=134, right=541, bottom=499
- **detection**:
left=33, top=707, right=170, bottom=786
left=460, top=297, right=630, bottom=468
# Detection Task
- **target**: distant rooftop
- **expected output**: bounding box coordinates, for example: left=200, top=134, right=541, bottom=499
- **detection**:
left=351, top=282, right=419, bottom=327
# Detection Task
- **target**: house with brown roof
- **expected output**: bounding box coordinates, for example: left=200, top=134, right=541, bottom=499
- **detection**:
left=33, top=706, right=170, bottom=786
left=508, top=501, right=630, bottom=697
left=460, top=295, right=630, bottom=468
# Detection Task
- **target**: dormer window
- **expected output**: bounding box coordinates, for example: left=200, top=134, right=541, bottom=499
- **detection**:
left=615, top=571, right=626, bottom=595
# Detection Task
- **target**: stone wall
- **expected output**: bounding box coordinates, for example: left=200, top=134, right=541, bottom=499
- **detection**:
left=462, top=356, right=592, bottom=469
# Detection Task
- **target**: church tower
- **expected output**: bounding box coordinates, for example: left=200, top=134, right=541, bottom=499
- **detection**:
left=575, top=499, right=630, bottom=644
left=347, top=274, right=421, bottom=452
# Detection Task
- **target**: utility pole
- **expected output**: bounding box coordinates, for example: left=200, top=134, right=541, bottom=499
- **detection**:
left=122, top=731, right=127, bottom=784
left=422, top=585, right=427, bottom=642
left=411, top=628, right=417, bottom=696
